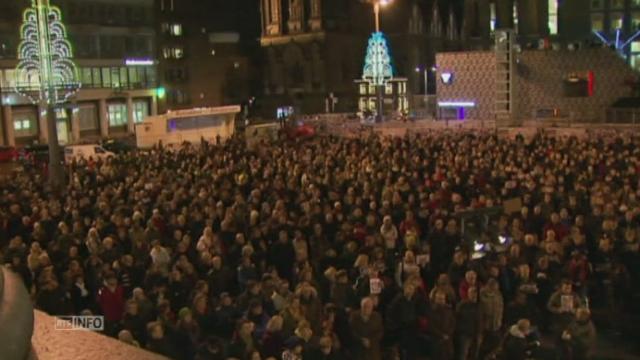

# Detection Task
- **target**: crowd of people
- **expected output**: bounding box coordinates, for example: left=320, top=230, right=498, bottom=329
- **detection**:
left=1, top=129, right=639, bottom=360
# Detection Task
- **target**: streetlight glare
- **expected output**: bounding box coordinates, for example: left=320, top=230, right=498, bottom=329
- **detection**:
left=379, top=0, right=392, bottom=6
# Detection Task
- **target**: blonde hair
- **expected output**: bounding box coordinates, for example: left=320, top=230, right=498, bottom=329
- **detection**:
left=266, top=315, right=284, bottom=332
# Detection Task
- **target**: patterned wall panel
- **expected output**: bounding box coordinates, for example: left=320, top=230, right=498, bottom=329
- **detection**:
left=436, top=48, right=636, bottom=121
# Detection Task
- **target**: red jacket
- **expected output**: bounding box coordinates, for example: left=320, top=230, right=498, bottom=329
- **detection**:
left=97, top=285, right=125, bottom=322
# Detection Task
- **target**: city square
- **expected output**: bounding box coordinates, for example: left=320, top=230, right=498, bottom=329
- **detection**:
left=0, top=1, right=640, bottom=360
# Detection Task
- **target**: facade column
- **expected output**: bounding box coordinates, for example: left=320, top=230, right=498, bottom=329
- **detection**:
left=99, top=99, right=109, bottom=138
left=126, top=96, right=135, bottom=133
left=38, top=103, right=49, bottom=144
left=0, top=103, right=5, bottom=146
left=151, top=95, right=158, bottom=116
left=2, top=106, right=15, bottom=146
left=71, top=106, right=81, bottom=142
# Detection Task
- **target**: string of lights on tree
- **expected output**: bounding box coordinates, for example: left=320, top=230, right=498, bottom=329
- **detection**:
left=362, top=32, right=394, bottom=86
left=15, top=0, right=81, bottom=105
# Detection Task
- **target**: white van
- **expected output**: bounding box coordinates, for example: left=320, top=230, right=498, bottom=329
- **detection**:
left=64, top=145, right=115, bottom=164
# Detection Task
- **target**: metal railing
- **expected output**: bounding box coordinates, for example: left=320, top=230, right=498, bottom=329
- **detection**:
left=605, top=108, right=640, bottom=124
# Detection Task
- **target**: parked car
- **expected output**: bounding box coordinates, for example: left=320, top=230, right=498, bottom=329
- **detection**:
left=64, top=144, right=115, bottom=164
left=101, top=138, right=135, bottom=154
left=0, top=146, right=18, bottom=162
left=19, top=144, right=62, bottom=165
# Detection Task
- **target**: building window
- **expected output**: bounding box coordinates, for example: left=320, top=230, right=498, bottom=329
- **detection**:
left=78, top=104, right=98, bottom=131
left=385, top=83, right=392, bottom=94
left=490, top=3, right=496, bottom=32
left=107, top=103, right=128, bottom=126
left=631, top=42, right=640, bottom=70
left=163, top=47, right=184, bottom=59
left=170, top=90, right=189, bottom=105
left=611, top=12, right=624, bottom=30
left=14, top=119, right=31, bottom=131
left=633, top=0, right=640, bottom=8
left=101, top=67, right=111, bottom=88
left=92, top=68, right=101, bottom=87
left=133, top=100, right=149, bottom=123
left=81, top=68, right=93, bottom=87
left=611, top=0, right=624, bottom=9
left=548, top=0, right=558, bottom=35
left=591, top=0, right=603, bottom=9
left=513, top=3, right=519, bottom=33
left=170, top=24, right=182, bottom=36
left=591, top=13, right=604, bottom=32
left=632, top=12, right=640, bottom=31
left=13, top=113, right=37, bottom=136
left=359, top=84, right=367, bottom=95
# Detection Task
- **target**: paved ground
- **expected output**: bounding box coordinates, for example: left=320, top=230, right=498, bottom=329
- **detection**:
left=30, top=311, right=167, bottom=360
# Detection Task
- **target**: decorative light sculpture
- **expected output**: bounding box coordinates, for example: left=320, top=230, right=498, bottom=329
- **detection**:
left=14, top=0, right=81, bottom=186
left=593, top=29, right=640, bottom=60
left=362, top=32, right=394, bottom=86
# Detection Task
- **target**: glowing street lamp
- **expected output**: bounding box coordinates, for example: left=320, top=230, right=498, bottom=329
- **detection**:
left=15, top=0, right=80, bottom=187
left=371, top=0, right=393, bottom=33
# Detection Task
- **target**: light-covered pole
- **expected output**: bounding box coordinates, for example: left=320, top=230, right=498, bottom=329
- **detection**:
left=366, top=0, right=392, bottom=122
left=15, top=0, right=81, bottom=188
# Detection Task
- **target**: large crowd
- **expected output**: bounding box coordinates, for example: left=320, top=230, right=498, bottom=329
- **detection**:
left=1, top=129, right=639, bottom=360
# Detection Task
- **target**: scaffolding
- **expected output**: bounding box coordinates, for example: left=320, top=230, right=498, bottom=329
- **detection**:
left=494, top=29, right=517, bottom=127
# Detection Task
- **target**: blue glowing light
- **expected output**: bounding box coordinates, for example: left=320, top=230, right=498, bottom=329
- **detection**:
left=438, top=101, right=476, bottom=108
left=362, top=32, right=394, bottom=86
left=593, top=29, right=640, bottom=59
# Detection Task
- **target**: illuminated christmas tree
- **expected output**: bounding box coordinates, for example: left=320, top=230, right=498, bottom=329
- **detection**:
left=14, top=0, right=80, bottom=187
left=362, top=32, right=394, bottom=86
left=15, top=0, right=80, bottom=105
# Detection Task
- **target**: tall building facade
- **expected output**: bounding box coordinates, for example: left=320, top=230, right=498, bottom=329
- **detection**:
left=0, top=0, right=159, bottom=146
left=154, top=0, right=256, bottom=113
left=463, top=0, right=591, bottom=48
left=258, top=0, right=439, bottom=116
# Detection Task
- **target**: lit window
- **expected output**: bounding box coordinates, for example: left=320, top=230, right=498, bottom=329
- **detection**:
left=591, top=14, right=604, bottom=32
left=632, top=13, right=640, bottom=31
left=612, top=0, right=624, bottom=9
left=359, top=84, right=367, bottom=94
left=14, top=119, right=31, bottom=131
left=368, top=84, right=376, bottom=94
left=55, top=109, right=67, bottom=119
left=633, top=42, right=640, bottom=52
left=170, top=23, right=182, bottom=36
left=359, top=98, right=367, bottom=111
left=234, top=62, right=240, bottom=69
left=548, top=0, right=558, bottom=35
left=631, top=54, right=640, bottom=70
left=513, top=3, right=519, bottom=33
left=633, top=0, right=640, bottom=8
left=133, top=100, right=149, bottom=123
left=172, top=47, right=184, bottom=59
left=490, top=3, right=496, bottom=32
left=108, top=103, right=128, bottom=126
left=385, top=83, right=392, bottom=94
left=611, top=13, right=624, bottom=30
